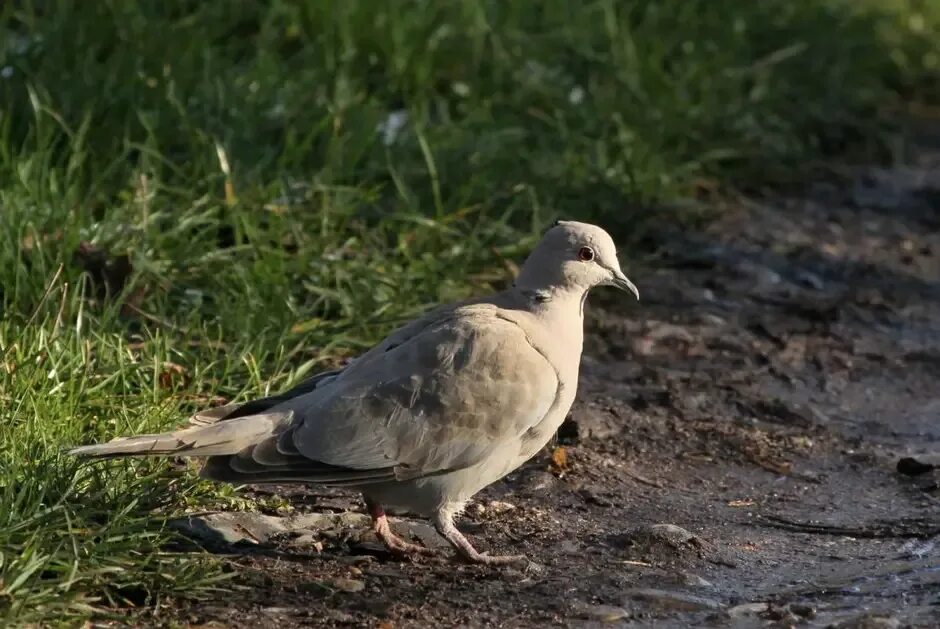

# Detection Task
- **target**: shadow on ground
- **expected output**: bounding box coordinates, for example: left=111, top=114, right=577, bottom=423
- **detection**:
left=160, top=138, right=940, bottom=628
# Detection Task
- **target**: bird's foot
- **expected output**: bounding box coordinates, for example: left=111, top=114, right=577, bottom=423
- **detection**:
left=456, top=547, right=544, bottom=573
left=434, top=512, right=530, bottom=568
left=371, top=508, right=437, bottom=557
left=456, top=549, right=529, bottom=566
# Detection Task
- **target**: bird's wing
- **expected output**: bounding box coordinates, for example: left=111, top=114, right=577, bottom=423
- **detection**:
left=192, top=300, right=470, bottom=427
left=291, top=306, right=560, bottom=479
left=188, top=368, right=344, bottom=426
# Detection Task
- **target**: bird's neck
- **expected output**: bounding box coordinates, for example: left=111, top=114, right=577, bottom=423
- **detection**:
left=514, top=284, right=588, bottom=325
left=512, top=286, right=586, bottom=376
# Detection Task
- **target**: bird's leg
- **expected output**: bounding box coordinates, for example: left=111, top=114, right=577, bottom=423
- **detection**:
left=366, top=499, right=437, bottom=556
left=433, top=510, right=526, bottom=566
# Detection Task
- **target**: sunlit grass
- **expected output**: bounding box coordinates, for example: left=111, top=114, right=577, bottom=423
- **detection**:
left=1, top=0, right=937, bottom=623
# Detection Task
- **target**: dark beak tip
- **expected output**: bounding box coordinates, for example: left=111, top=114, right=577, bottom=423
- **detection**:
left=613, top=275, right=639, bottom=300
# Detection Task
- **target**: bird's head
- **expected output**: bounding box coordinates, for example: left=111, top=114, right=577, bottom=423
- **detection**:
left=515, top=220, right=639, bottom=300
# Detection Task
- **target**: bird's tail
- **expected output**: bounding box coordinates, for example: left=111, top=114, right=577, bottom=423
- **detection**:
left=67, top=412, right=293, bottom=460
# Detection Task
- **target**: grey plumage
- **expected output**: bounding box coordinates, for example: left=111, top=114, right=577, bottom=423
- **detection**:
left=69, top=221, right=638, bottom=565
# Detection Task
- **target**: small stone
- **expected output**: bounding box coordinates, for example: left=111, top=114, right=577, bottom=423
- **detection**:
left=897, top=456, right=935, bottom=476
left=648, top=524, right=699, bottom=545
left=289, top=533, right=320, bottom=548
left=796, top=270, right=825, bottom=290
left=788, top=603, right=816, bottom=618
left=728, top=602, right=769, bottom=618
left=609, top=523, right=714, bottom=568
left=331, top=577, right=366, bottom=593
left=564, top=404, right=622, bottom=441
left=574, top=603, right=630, bottom=622
left=829, top=615, right=900, bottom=629
left=612, top=523, right=702, bottom=553
left=394, top=520, right=449, bottom=549
left=486, top=500, right=517, bottom=514
left=624, top=588, right=721, bottom=612
left=735, top=259, right=782, bottom=285
left=698, top=313, right=727, bottom=326
left=171, top=512, right=288, bottom=545
left=680, top=572, right=714, bottom=588
left=517, top=470, right=561, bottom=494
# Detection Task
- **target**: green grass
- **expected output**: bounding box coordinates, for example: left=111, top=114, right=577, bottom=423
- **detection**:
left=1, top=0, right=937, bottom=624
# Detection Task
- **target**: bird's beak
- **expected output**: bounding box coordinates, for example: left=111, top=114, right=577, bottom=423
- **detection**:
left=609, top=269, right=640, bottom=300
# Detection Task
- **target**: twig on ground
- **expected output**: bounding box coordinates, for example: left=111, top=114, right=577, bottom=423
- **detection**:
left=758, top=514, right=940, bottom=539
left=623, top=470, right=666, bottom=489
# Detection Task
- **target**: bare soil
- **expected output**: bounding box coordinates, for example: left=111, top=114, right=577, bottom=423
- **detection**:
left=157, top=138, right=939, bottom=628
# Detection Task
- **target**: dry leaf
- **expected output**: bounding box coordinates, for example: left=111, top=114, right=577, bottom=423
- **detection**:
left=158, top=362, right=188, bottom=389
left=224, top=179, right=237, bottom=206
left=551, top=446, right=569, bottom=474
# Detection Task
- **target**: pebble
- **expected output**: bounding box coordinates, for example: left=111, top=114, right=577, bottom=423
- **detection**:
left=331, top=577, right=366, bottom=593
left=648, top=524, right=700, bottom=545
left=727, top=602, right=768, bottom=618
left=486, top=500, right=517, bottom=514
left=288, top=533, right=320, bottom=549
left=789, top=603, right=816, bottom=618
left=796, top=269, right=825, bottom=290
left=623, top=588, right=721, bottom=611
left=517, top=470, right=562, bottom=494
left=612, top=522, right=703, bottom=554
left=574, top=603, right=630, bottom=622
left=170, top=512, right=287, bottom=544
left=680, top=572, right=714, bottom=588
left=829, top=615, right=900, bottom=629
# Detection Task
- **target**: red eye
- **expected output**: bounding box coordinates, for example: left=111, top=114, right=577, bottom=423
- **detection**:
left=578, top=246, right=595, bottom=262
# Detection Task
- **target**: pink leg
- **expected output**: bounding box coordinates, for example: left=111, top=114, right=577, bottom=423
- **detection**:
left=367, top=501, right=436, bottom=557
left=433, top=511, right=527, bottom=566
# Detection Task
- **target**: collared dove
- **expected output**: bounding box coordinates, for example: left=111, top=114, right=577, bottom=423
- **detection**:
left=69, top=221, right=638, bottom=565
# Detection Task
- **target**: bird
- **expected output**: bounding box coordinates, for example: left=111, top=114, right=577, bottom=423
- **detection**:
left=69, top=220, right=639, bottom=566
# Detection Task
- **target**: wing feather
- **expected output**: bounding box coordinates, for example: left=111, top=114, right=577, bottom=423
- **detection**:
left=290, top=307, right=559, bottom=479
left=200, top=304, right=558, bottom=487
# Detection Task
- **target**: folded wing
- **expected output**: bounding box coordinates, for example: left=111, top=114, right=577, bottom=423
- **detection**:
left=212, top=307, right=559, bottom=485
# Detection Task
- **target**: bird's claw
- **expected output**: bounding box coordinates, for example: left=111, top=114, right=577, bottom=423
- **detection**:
left=457, top=551, right=530, bottom=567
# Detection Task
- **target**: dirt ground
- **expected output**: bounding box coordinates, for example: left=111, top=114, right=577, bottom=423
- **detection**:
left=155, top=134, right=939, bottom=628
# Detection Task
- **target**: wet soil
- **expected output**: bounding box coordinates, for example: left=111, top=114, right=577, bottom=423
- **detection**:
left=157, top=139, right=939, bottom=628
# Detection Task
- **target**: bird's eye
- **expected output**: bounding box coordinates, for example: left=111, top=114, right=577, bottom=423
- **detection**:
left=578, top=246, right=595, bottom=262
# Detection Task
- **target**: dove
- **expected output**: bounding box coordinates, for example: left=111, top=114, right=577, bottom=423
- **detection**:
left=69, top=220, right=639, bottom=565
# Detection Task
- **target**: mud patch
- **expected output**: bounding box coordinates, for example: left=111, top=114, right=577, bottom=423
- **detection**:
left=150, top=135, right=940, bottom=628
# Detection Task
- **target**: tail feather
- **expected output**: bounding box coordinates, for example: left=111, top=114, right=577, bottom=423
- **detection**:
left=200, top=456, right=395, bottom=486
left=68, top=412, right=293, bottom=460
left=187, top=403, right=242, bottom=426
left=68, top=408, right=395, bottom=490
